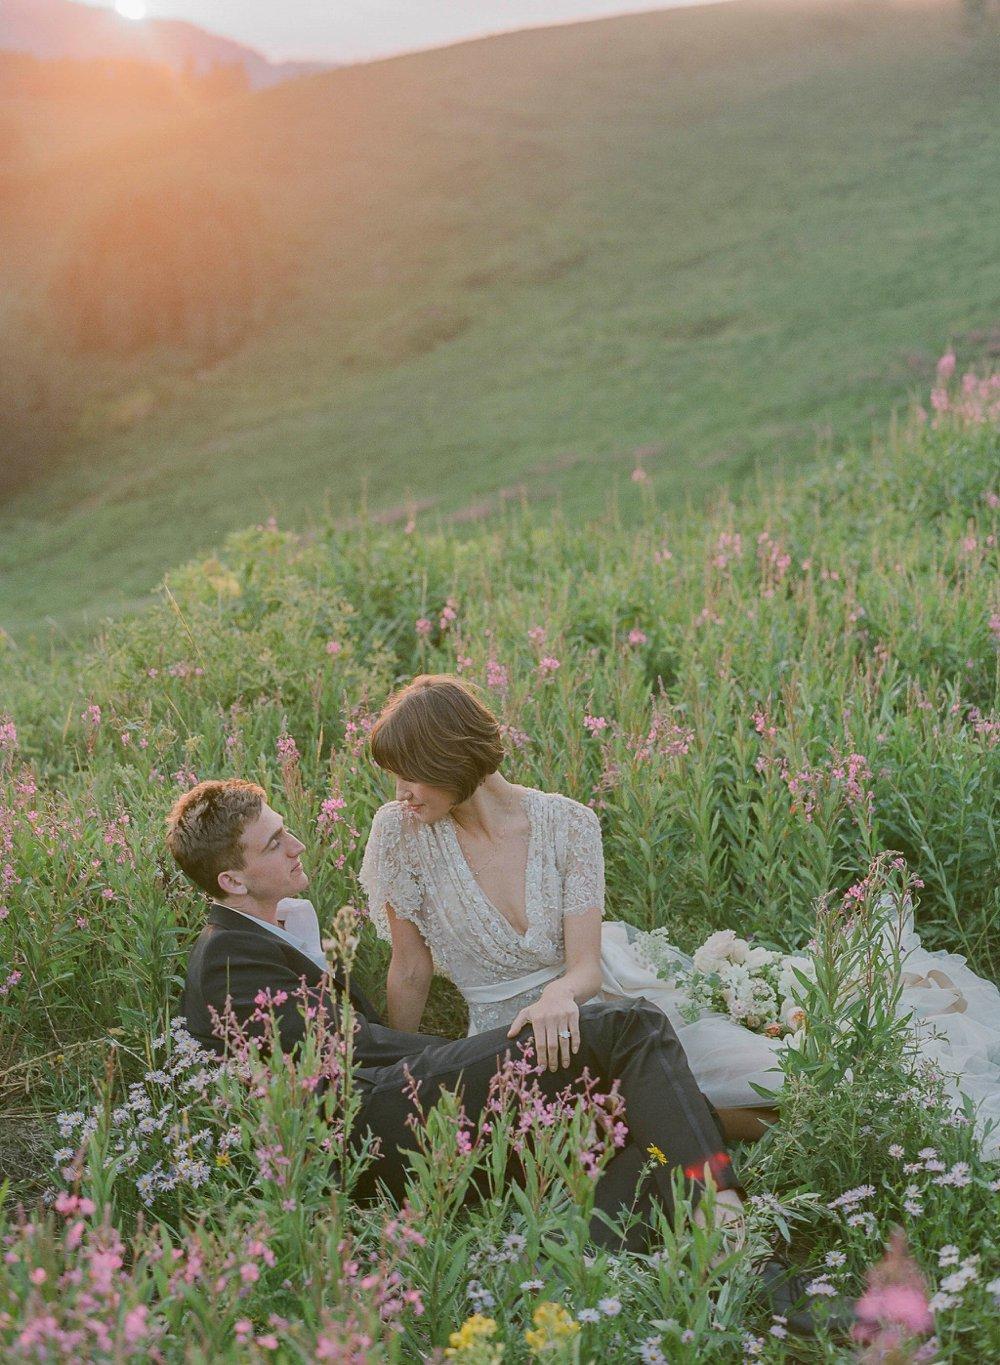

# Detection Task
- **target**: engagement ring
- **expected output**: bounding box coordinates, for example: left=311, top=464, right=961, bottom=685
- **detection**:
left=558, top=1029, right=572, bottom=1039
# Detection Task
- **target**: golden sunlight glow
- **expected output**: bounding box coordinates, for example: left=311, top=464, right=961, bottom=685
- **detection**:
left=115, top=0, right=148, bottom=20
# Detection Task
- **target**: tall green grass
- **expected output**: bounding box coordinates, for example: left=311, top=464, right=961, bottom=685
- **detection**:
left=0, top=381, right=998, bottom=1358
left=3, top=390, right=998, bottom=1061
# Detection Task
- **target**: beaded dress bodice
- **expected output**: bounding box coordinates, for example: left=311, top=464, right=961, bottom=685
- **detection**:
left=360, top=789, right=604, bottom=1033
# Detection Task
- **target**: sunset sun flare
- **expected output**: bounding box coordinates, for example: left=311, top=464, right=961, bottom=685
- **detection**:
left=114, top=0, right=148, bottom=20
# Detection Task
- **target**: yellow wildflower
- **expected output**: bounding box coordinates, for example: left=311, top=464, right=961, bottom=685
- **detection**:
left=524, top=1301, right=579, bottom=1355
left=646, top=1143, right=668, bottom=1165
left=445, top=1313, right=503, bottom=1360
left=215, top=1152, right=231, bottom=1167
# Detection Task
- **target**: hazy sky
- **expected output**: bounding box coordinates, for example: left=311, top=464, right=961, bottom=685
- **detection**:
left=88, top=1, right=725, bottom=64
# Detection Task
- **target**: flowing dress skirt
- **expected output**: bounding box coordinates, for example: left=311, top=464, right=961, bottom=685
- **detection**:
left=464, top=919, right=1000, bottom=1157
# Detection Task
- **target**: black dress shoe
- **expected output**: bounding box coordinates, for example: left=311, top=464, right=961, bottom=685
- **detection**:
left=756, top=1258, right=855, bottom=1338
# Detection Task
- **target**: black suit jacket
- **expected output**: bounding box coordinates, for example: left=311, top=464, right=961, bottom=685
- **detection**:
left=182, top=903, right=382, bottom=1055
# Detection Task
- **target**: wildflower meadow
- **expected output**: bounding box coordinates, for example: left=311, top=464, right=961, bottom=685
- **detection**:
left=1, top=360, right=998, bottom=1360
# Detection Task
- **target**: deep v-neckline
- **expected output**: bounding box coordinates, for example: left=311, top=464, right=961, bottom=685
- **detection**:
left=447, top=789, right=536, bottom=940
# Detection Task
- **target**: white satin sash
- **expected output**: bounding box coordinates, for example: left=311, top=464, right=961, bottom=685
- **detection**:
left=463, top=964, right=563, bottom=1004
left=462, top=921, right=690, bottom=1027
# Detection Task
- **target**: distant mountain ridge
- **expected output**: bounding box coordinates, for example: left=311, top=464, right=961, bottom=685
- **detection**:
left=0, top=0, right=332, bottom=88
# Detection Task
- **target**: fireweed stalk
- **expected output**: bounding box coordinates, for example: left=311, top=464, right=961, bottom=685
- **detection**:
left=385, top=1044, right=629, bottom=1341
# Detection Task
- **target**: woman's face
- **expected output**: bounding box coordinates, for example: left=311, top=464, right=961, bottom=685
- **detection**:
left=393, top=775, right=456, bottom=824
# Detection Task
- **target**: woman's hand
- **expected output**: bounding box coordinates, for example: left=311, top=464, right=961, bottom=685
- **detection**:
left=507, top=985, right=581, bottom=1071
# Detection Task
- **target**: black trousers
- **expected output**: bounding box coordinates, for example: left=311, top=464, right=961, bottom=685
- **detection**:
left=351, top=999, right=737, bottom=1244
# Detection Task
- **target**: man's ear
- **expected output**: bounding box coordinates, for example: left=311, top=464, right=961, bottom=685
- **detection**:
left=217, top=869, right=247, bottom=897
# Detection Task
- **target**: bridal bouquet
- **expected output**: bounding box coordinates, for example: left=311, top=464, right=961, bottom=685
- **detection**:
left=639, top=927, right=815, bottom=1042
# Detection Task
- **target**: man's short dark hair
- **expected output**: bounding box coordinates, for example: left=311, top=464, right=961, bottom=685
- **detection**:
left=165, top=778, right=266, bottom=897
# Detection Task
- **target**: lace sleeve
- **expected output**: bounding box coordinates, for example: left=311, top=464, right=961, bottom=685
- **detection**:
left=561, top=802, right=605, bottom=918
left=359, top=803, right=424, bottom=943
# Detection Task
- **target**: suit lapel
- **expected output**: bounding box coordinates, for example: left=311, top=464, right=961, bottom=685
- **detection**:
left=203, top=907, right=390, bottom=1023
left=207, top=903, right=330, bottom=985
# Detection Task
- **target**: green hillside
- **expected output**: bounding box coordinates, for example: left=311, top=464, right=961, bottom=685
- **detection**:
left=2, top=371, right=999, bottom=1357
left=2, top=0, right=999, bottom=634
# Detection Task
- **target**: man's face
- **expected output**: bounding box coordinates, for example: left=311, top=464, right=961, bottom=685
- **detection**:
left=219, top=802, right=308, bottom=904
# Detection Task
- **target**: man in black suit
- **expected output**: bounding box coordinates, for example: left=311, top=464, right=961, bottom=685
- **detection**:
left=171, top=778, right=743, bottom=1232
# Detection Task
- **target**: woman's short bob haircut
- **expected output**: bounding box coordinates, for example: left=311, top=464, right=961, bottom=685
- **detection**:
left=369, top=674, right=504, bottom=804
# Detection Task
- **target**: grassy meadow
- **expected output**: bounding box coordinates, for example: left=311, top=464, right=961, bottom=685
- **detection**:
left=3, top=0, right=1000, bottom=631
left=0, top=361, right=998, bottom=1358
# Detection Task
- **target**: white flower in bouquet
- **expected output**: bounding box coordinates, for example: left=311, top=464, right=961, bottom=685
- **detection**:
left=718, top=960, right=752, bottom=990
left=781, top=998, right=807, bottom=1032
left=778, top=955, right=814, bottom=1000
left=651, top=926, right=816, bottom=1039
left=692, top=929, right=750, bottom=973
left=723, top=987, right=751, bottom=1020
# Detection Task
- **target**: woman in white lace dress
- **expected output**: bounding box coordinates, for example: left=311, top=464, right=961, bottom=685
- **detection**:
left=359, top=674, right=781, bottom=1139
left=360, top=675, right=1000, bottom=1153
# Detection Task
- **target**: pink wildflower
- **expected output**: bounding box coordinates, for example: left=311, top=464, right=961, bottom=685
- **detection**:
left=936, top=351, right=956, bottom=381
left=0, top=715, right=16, bottom=756
left=485, top=659, right=509, bottom=691
left=499, top=722, right=530, bottom=749
left=325, top=640, right=343, bottom=655
left=54, top=1193, right=96, bottom=1218
left=537, top=655, right=561, bottom=677
left=415, top=617, right=433, bottom=637
left=276, top=733, right=300, bottom=765
left=0, top=969, right=22, bottom=996
left=854, top=1228, right=933, bottom=1354
left=627, top=628, right=648, bottom=646
left=123, top=1306, right=149, bottom=1345
left=752, top=708, right=778, bottom=741
left=712, top=530, right=742, bottom=569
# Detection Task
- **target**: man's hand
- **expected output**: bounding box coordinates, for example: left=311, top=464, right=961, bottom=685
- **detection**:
left=507, top=985, right=581, bottom=1071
